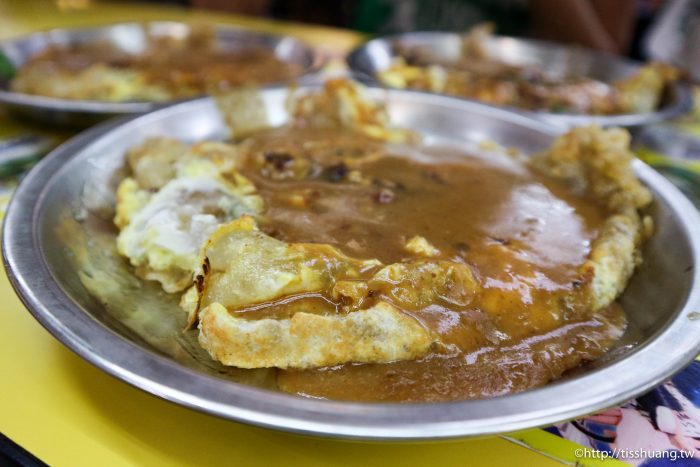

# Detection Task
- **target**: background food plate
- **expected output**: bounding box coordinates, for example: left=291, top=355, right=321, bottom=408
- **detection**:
left=347, top=32, right=693, bottom=128
left=0, top=21, right=320, bottom=127
left=3, top=86, right=700, bottom=440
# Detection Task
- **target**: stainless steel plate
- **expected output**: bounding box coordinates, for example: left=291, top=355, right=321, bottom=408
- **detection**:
left=3, top=86, right=700, bottom=440
left=0, top=22, right=320, bottom=127
left=347, top=32, right=693, bottom=127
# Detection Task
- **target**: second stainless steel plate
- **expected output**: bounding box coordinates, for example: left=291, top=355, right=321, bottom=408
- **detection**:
left=348, top=32, right=693, bottom=127
left=0, top=21, right=319, bottom=126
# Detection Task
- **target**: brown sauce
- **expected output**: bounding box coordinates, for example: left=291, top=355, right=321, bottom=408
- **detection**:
left=278, top=305, right=625, bottom=401
left=397, top=48, right=620, bottom=114
left=233, top=126, right=626, bottom=401
left=16, top=36, right=303, bottom=98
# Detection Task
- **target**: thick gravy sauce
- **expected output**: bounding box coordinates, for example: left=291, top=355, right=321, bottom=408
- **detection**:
left=15, top=36, right=303, bottom=98
left=234, top=126, right=625, bottom=401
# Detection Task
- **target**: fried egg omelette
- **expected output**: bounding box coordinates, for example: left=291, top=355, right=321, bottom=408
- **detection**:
left=114, top=79, right=652, bottom=401
left=11, top=29, right=303, bottom=102
left=377, top=23, right=678, bottom=116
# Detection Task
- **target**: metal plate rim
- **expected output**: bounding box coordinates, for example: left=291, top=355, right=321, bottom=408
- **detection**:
left=3, top=88, right=700, bottom=440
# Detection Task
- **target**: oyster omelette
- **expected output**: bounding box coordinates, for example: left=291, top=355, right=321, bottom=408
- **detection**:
left=114, top=79, right=652, bottom=402
left=10, top=27, right=303, bottom=102
left=377, top=24, right=678, bottom=115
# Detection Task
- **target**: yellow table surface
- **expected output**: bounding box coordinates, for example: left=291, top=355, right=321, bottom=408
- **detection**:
left=0, top=2, right=624, bottom=465
left=0, top=0, right=362, bottom=55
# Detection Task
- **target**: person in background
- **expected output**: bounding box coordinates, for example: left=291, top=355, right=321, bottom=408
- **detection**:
left=187, top=0, right=669, bottom=59
left=352, top=0, right=663, bottom=57
left=530, top=0, right=636, bottom=54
